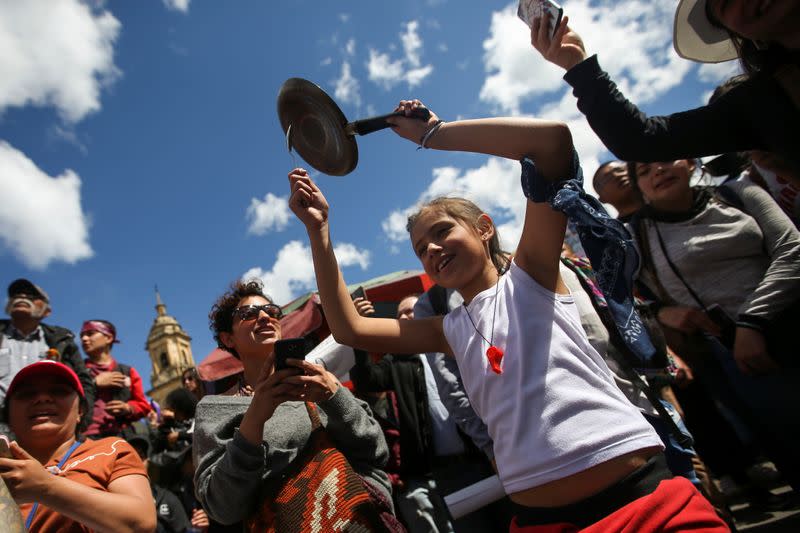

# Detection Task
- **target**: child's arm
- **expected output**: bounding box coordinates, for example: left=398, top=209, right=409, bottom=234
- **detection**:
left=288, top=168, right=451, bottom=355
left=389, top=103, right=573, bottom=292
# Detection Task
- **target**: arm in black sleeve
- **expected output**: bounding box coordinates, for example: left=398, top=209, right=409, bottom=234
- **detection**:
left=563, top=55, right=765, bottom=162
left=349, top=349, right=394, bottom=393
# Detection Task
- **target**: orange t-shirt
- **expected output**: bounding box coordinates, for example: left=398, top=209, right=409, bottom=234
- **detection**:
left=19, top=437, right=147, bottom=533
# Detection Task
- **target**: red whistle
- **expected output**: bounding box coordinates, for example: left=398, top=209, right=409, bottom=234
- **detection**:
left=486, top=346, right=504, bottom=374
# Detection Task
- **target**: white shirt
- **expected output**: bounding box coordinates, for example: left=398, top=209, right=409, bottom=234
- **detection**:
left=443, top=261, right=662, bottom=494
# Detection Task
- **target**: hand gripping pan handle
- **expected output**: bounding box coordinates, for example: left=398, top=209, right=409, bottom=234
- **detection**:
left=348, top=108, right=432, bottom=136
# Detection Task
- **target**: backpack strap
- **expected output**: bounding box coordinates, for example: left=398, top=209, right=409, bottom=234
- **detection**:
left=714, top=183, right=746, bottom=212
left=115, top=363, right=131, bottom=376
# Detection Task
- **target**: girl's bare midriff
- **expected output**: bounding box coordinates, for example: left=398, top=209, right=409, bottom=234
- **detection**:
left=509, top=446, right=663, bottom=508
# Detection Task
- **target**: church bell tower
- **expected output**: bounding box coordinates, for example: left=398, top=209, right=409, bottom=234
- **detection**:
left=146, top=288, right=195, bottom=404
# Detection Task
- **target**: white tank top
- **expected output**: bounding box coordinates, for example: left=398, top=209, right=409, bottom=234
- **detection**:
left=443, top=261, right=662, bottom=494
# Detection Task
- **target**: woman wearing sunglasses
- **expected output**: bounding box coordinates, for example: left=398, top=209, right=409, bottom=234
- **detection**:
left=192, top=279, right=392, bottom=528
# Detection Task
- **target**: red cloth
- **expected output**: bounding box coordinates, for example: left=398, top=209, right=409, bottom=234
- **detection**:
left=510, top=477, right=728, bottom=533
left=85, top=359, right=151, bottom=436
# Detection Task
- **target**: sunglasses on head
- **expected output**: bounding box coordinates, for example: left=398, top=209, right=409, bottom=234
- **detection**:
left=233, top=303, right=283, bottom=321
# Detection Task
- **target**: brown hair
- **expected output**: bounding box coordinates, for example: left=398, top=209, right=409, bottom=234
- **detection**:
left=406, top=197, right=510, bottom=275
left=208, top=279, right=274, bottom=359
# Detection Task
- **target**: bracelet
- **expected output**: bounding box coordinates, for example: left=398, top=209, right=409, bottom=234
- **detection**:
left=418, top=120, right=445, bottom=150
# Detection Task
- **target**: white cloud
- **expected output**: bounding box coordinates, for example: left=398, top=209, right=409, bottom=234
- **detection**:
left=242, top=240, right=371, bottom=305
left=321, top=57, right=333, bottom=67
left=401, top=21, right=424, bottom=67
left=0, top=141, right=93, bottom=269
left=367, top=20, right=434, bottom=90
left=162, top=0, right=190, bottom=13
left=334, top=61, right=361, bottom=106
left=382, top=157, right=526, bottom=252
left=246, top=193, right=291, bottom=235
left=367, top=50, right=405, bottom=89
left=480, top=1, right=691, bottom=114
left=0, top=0, right=121, bottom=123
left=479, top=8, right=565, bottom=114
left=345, top=38, right=356, bottom=57
left=339, top=13, right=351, bottom=23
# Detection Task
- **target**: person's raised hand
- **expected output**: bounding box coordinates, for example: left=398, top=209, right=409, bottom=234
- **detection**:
left=283, top=359, right=340, bottom=404
left=733, top=327, right=778, bottom=375
left=386, top=99, right=440, bottom=146
left=353, top=297, right=375, bottom=317
left=531, top=14, right=587, bottom=71
left=239, top=351, right=305, bottom=445
left=657, top=306, right=721, bottom=336
left=288, top=168, right=329, bottom=231
left=0, top=442, right=53, bottom=504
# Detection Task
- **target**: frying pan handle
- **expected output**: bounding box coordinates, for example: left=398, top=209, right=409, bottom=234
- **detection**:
left=351, top=107, right=431, bottom=136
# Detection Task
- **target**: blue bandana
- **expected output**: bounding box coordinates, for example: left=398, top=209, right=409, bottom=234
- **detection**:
left=520, top=150, right=657, bottom=365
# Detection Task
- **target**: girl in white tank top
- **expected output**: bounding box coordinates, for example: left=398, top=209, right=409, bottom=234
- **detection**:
left=288, top=100, right=727, bottom=531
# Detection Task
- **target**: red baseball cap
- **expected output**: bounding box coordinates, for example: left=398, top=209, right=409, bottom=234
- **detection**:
left=6, top=360, right=85, bottom=399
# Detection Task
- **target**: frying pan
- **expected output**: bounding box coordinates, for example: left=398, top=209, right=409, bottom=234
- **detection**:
left=277, top=78, right=430, bottom=176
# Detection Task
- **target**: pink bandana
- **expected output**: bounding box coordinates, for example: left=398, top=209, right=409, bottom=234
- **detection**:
left=80, top=320, right=120, bottom=343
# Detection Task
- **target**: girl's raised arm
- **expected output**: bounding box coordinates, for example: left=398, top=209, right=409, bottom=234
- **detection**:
left=389, top=103, right=573, bottom=292
left=288, top=168, right=450, bottom=355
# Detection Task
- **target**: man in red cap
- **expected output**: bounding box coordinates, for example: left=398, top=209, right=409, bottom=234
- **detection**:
left=80, top=320, right=151, bottom=439
left=0, top=278, right=94, bottom=417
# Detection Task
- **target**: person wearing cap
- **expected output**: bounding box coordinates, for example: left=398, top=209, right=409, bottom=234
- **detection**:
left=528, top=1, right=800, bottom=181
left=0, top=360, right=156, bottom=532
left=0, top=279, right=95, bottom=417
left=80, top=320, right=151, bottom=439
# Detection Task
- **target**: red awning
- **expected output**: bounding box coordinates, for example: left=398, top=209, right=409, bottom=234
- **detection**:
left=196, top=347, right=243, bottom=382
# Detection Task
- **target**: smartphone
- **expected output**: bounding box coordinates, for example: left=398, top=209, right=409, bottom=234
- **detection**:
left=0, top=435, right=12, bottom=459
left=274, top=338, right=314, bottom=371
left=350, top=286, right=366, bottom=300
left=707, top=304, right=736, bottom=348
left=517, top=0, right=564, bottom=37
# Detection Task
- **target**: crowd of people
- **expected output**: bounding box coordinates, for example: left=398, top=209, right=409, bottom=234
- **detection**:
left=1, top=0, right=798, bottom=531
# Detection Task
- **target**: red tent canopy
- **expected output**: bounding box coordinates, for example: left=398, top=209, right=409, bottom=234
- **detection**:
left=197, top=270, right=432, bottom=382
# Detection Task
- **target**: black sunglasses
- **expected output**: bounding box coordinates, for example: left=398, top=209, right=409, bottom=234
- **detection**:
left=233, top=304, right=283, bottom=321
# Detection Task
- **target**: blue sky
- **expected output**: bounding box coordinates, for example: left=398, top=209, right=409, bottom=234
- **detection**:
left=0, top=0, right=740, bottom=390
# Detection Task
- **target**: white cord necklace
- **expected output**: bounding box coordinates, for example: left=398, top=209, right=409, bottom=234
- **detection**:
left=462, top=279, right=504, bottom=374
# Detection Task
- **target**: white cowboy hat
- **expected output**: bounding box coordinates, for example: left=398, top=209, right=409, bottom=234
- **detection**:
left=673, top=0, right=738, bottom=63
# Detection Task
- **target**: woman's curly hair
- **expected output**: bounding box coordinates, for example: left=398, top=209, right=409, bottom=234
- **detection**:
left=208, top=279, right=275, bottom=359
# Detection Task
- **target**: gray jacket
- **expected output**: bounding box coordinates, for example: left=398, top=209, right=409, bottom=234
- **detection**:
left=193, top=387, right=390, bottom=525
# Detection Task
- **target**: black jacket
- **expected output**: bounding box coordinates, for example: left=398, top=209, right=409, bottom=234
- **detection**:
left=564, top=54, right=800, bottom=171
left=0, top=319, right=96, bottom=422
left=350, top=350, right=433, bottom=477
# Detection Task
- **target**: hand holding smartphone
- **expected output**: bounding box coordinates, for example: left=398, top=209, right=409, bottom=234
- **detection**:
left=274, top=338, right=314, bottom=371
left=518, top=0, right=564, bottom=37
left=0, top=435, right=13, bottom=459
